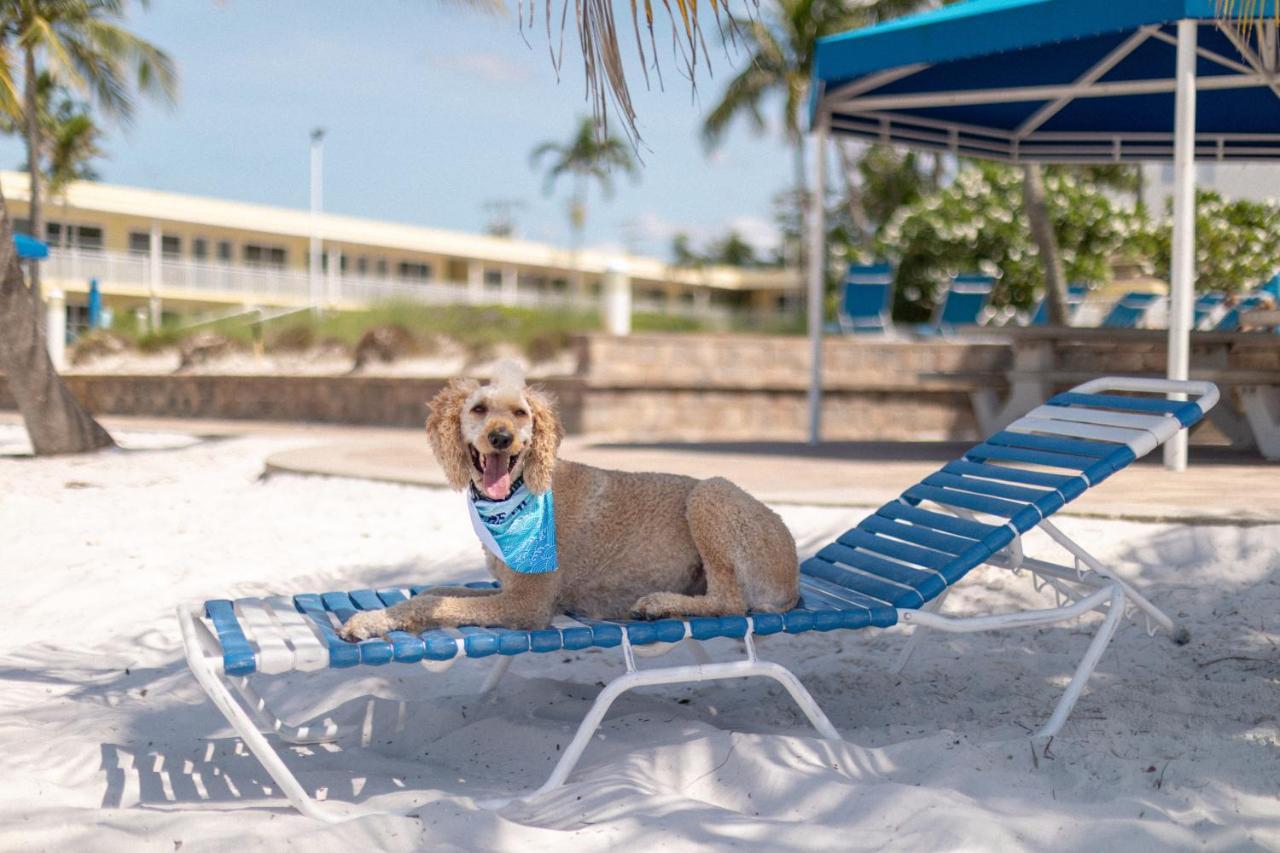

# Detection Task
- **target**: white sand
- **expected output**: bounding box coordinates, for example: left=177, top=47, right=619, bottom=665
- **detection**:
left=1, top=429, right=1277, bottom=851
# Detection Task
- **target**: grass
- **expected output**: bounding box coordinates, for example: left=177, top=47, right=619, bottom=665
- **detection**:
left=105, top=301, right=728, bottom=361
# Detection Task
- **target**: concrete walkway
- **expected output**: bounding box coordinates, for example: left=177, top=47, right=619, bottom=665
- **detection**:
left=263, top=432, right=1280, bottom=526
left=4, top=412, right=1276, bottom=524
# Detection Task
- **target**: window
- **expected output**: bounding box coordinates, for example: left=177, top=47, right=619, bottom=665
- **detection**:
left=484, top=269, right=502, bottom=289
left=243, top=244, right=287, bottom=268
left=398, top=261, right=432, bottom=281
left=76, top=226, right=103, bottom=251
left=45, top=222, right=62, bottom=244
left=128, top=231, right=181, bottom=256
left=375, top=258, right=388, bottom=277
left=217, top=240, right=233, bottom=262
left=355, top=256, right=368, bottom=276
left=192, top=238, right=209, bottom=261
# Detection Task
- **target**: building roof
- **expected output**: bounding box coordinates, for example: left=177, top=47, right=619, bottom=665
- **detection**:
left=0, top=171, right=797, bottom=292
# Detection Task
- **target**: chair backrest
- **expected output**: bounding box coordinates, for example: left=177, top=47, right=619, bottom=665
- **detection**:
left=840, top=263, right=894, bottom=333
left=1260, top=273, right=1280, bottom=300
left=1100, top=291, right=1160, bottom=329
left=1215, top=294, right=1267, bottom=331
left=1030, top=283, right=1088, bottom=326
left=1193, top=292, right=1227, bottom=328
left=935, top=273, right=993, bottom=330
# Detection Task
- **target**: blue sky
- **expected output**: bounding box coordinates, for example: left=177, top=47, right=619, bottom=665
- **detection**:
left=0, top=0, right=796, bottom=260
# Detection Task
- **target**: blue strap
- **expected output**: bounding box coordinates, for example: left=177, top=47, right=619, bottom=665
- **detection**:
left=836, top=527, right=953, bottom=571
left=205, top=600, right=256, bottom=676
left=293, top=593, right=361, bottom=668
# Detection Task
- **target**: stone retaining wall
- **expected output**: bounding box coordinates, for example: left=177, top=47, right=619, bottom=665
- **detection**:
left=5, top=331, right=1276, bottom=442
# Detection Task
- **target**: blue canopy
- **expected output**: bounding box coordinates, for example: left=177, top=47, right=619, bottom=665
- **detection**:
left=812, top=0, right=1280, bottom=161
left=14, top=232, right=48, bottom=260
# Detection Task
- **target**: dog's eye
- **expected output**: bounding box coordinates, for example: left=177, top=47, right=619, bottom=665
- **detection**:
left=513, top=408, right=527, bottom=418
left=471, top=404, right=488, bottom=415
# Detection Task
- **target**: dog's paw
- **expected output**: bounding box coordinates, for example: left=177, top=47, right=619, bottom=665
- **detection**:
left=338, top=610, right=395, bottom=642
left=629, top=593, right=677, bottom=621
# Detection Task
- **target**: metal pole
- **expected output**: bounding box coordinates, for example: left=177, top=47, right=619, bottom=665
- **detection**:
left=309, top=128, right=325, bottom=312
left=1165, top=19, right=1197, bottom=471
left=806, top=119, right=828, bottom=445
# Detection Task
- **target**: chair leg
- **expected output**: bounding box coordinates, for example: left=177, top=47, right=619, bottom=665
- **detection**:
left=479, top=656, right=512, bottom=695
left=229, top=676, right=343, bottom=744
left=480, top=656, right=841, bottom=808
left=178, top=607, right=353, bottom=823
left=1034, top=585, right=1125, bottom=739
left=890, top=589, right=950, bottom=674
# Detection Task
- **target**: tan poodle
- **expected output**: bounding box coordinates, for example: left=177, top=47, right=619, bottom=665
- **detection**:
left=339, top=363, right=799, bottom=639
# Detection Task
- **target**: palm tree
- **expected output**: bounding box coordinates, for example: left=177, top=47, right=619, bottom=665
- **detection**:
left=5, top=0, right=175, bottom=292
left=0, top=0, right=176, bottom=455
left=530, top=116, right=638, bottom=252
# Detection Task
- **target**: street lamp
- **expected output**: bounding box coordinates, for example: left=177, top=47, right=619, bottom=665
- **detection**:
left=309, top=128, right=325, bottom=311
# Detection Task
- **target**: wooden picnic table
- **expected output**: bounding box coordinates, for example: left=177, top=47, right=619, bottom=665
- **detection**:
left=963, top=326, right=1280, bottom=460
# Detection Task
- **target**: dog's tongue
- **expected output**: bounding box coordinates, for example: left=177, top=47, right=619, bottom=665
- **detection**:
left=482, top=453, right=512, bottom=500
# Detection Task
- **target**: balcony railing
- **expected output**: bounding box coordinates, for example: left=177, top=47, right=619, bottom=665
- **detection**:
left=43, top=248, right=779, bottom=326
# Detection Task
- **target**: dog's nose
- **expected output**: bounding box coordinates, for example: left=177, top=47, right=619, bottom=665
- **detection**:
left=488, top=428, right=513, bottom=451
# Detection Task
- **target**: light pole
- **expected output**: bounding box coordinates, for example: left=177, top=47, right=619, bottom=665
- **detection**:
left=309, top=128, right=325, bottom=311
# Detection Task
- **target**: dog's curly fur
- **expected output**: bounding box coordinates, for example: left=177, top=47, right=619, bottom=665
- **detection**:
left=339, top=364, right=799, bottom=640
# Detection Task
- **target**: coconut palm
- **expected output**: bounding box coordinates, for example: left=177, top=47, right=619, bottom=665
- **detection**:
left=4, top=0, right=176, bottom=291
left=530, top=116, right=639, bottom=251
left=0, top=0, right=175, bottom=455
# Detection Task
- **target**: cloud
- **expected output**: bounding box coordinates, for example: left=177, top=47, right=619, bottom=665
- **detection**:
left=431, top=51, right=531, bottom=84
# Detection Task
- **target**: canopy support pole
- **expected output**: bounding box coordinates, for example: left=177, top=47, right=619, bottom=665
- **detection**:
left=807, top=119, right=828, bottom=445
left=1165, top=18, right=1198, bottom=471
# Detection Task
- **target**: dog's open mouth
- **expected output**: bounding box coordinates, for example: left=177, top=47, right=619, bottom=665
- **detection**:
left=470, top=445, right=519, bottom=500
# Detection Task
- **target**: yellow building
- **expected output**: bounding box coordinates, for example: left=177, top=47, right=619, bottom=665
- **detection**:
left=0, top=171, right=800, bottom=330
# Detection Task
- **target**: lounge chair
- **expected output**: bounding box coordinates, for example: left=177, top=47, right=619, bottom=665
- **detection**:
left=1193, top=292, right=1227, bottom=329
left=1030, top=283, right=1088, bottom=326
left=918, top=273, right=994, bottom=335
left=837, top=262, right=895, bottom=334
left=1215, top=294, right=1268, bottom=332
left=179, top=376, right=1217, bottom=822
left=1100, top=291, right=1161, bottom=329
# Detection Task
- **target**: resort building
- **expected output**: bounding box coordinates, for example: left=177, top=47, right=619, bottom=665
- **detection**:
left=0, top=171, right=800, bottom=333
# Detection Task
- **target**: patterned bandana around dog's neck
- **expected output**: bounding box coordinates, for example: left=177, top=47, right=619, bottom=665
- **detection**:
left=467, top=478, right=558, bottom=574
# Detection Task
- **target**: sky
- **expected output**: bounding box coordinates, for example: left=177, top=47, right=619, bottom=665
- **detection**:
left=0, top=0, right=798, bottom=261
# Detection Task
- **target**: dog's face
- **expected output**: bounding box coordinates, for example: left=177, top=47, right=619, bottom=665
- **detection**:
left=426, top=364, right=562, bottom=500
left=459, top=382, right=533, bottom=500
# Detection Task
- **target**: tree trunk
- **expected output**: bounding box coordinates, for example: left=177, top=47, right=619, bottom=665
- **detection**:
left=1022, top=163, right=1069, bottom=325
left=792, top=134, right=808, bottom=270
left=0, top=182, right=114, bottom=455
left=23, top=46, right=43, bottom=299
left=835, top=140, right=871, bottom=243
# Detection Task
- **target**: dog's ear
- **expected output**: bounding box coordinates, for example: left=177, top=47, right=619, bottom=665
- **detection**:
left=425, top=378, right=479, bottom=491
left=523, top=385, right=562, bottom=494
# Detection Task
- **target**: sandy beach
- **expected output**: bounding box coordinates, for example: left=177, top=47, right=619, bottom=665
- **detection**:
left=1, top=425, right=1277, bottom=851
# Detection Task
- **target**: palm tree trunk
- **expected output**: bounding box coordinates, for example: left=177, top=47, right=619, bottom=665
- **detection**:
left=1022, top=163, right=1069, bottom=325
left=0, top=183, right=114, bottom=454
left=792, top=135, right=808, bottom=269
left=24, top=46, right=43, bottom=300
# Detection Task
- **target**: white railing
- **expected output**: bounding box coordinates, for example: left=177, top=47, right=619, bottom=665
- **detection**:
left=43, top=248, right=792, bottom=326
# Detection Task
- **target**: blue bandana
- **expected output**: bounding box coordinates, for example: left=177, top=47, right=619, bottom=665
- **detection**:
left=467, top=478, right=558, bottom=574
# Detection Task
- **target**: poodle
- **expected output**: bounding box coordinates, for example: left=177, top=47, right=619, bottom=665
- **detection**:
left=338, top=362, right=799, bottom=640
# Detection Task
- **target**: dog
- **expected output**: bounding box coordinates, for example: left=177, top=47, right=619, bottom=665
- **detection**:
left=338, top=362, right=799, bottom=640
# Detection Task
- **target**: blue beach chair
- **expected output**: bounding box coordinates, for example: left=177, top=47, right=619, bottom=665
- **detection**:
left=1215, top=294, right=1268, bottom=331
left=919, top=273, right=994, bottom=335
left=1030, top=283, right=1088, bottom=326
left=838, top=262, right=895, bottom=334
left=179, top=377, right=1218, bottom=821
left=1101, top=291, right=1161, bottom=329
left=1193, top=292, right=1227, bottom=329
